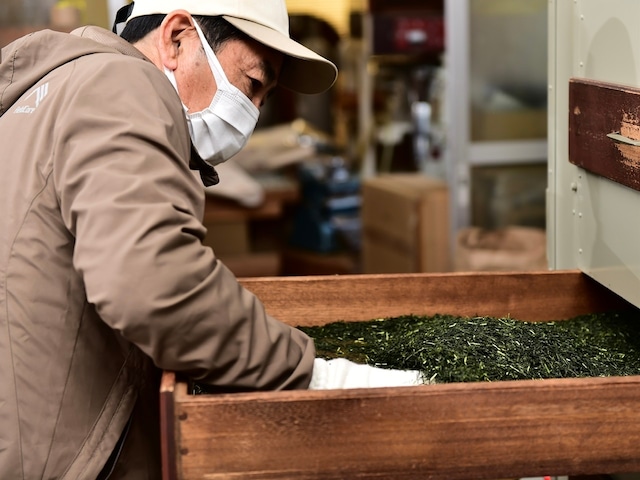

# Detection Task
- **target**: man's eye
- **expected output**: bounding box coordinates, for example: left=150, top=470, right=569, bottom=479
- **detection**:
left=250, top=78, right=262, bottom=95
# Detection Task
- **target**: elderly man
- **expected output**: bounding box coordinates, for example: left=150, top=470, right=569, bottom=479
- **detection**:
left=0, top=1, right=422, bottom=478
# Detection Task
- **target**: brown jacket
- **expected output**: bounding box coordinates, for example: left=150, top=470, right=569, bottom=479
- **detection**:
left=0, top=26, right=314, bottom=479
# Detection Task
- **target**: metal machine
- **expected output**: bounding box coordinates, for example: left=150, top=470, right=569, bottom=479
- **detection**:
left=548, top=0, right=640, bottom=309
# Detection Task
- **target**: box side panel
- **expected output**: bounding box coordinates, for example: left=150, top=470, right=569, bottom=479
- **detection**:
left=239, top=271, right=632, bottom=327
left=361, top=177, right=420, bottom=273
left=174, top=376, right=640, bottom=480
left=160, top=372, right=178, bottom=480
left=417, top=185, right=450, bottom=272
left=361, top=178, right=420, bottom=248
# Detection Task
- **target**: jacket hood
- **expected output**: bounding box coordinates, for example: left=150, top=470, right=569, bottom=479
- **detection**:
left=0, top=26, right=219, bottom=187
left=0, top=26, right=148, bottom=116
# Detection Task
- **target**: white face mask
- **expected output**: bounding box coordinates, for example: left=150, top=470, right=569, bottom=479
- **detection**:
left=164, top=20, right=260, bottom=166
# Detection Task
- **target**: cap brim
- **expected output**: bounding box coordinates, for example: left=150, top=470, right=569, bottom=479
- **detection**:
left=223, top=16, right=337, bottom=95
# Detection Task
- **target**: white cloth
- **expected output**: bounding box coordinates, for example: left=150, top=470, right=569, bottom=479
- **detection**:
left=309, top=358, right=425, bottom=390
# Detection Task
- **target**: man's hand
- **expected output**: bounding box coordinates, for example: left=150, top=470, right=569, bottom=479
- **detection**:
left=309, top=357, right=426, bottom=390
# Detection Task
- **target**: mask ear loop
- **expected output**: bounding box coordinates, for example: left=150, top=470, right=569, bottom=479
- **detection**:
left=192, top=21, right=231, bottom=92
left=192, top=20, right=259, bottom=118
left=162, top=67, right=189, bottom=113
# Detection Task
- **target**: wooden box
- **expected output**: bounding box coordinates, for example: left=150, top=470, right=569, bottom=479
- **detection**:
left=160, top=270, right=640, bottom=480
left=361, top=173, right=450, bottom=274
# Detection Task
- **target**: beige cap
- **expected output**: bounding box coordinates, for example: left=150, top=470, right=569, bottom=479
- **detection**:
left=125, top=0, right=338, bottom=94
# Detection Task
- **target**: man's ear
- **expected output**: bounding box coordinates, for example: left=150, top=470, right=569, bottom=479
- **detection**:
left=157, top=10, right=196, bottom=70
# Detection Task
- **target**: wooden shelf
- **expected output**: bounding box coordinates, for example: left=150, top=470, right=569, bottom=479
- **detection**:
left=202, top=176, right=299, bottom=223
left=202, top=175, right=299, bottom=277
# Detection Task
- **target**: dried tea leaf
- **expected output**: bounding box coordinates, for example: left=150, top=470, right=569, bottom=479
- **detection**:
left=298, top=312, right=640, bottom=383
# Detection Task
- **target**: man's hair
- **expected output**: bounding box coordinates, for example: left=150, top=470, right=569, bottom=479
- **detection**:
left=120, top=14, right=251, bottom=53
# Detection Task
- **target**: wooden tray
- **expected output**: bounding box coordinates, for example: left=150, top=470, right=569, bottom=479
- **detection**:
left=160, top=270, right=640, bottom=480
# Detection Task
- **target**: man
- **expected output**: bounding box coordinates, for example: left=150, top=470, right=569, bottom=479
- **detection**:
left=0, top=1, right=422, bottom=478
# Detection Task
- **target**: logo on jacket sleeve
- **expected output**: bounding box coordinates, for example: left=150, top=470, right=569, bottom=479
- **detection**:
left=14, top=83, right=49, bottom=114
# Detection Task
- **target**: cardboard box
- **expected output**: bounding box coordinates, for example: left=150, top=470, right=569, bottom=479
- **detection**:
left=202, top=220, right=250, bottom=256
left=471, top=107, right=547, bottom=141
left=217, top=252, right=281, bottom=278
left=202, top=222, right=281, bottom=277
left=362, top=173, right=450, bottom=273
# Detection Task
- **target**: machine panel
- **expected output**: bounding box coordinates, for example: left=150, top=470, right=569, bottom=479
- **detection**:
left=549, top=0, right=640, bottom=307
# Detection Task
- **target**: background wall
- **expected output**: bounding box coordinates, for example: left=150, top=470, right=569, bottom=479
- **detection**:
left=286, top=0, right=352, bottom=36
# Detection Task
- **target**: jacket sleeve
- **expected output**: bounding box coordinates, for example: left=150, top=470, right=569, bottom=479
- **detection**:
left=53, top=54, right=315, bottom=391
